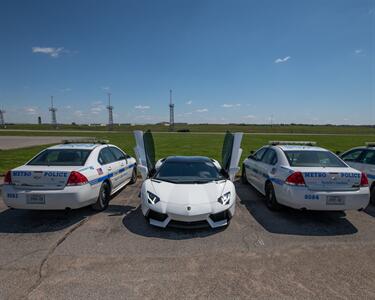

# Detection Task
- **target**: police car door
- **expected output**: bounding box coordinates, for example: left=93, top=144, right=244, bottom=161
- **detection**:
left=341, top=148, right=365, bottom=171
left=221, top=132, right=243, bottom=181
left=358, top=150, right=375, bottom=183
left=133, top=130, right=156, bottom=180
left=248, top=147, right=268, bottom=191
left=258, top=148, right=278, bottom=190
left=109, top=146, right=130, bottom=183
left=98, top=147, right=120, bottom=189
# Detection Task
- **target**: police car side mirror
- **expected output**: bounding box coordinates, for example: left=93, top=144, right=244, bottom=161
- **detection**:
left=335, top=151, right=341, bottom=155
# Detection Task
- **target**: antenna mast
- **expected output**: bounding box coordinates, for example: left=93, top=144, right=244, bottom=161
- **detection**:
left=106, top=93, right=114, bottom=131
left=49, top=96, right=57, bottom=129
left=0, top=106, right=5, bottom=128
left=169, top=89, right=174, bottom=132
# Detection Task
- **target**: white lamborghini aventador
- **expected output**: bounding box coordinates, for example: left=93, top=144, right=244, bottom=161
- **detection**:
left=133, top=130, right=243, bottom=228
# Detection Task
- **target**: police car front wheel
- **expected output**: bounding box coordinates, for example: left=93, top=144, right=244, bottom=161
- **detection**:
left=130, top=167, right=137, bottom=184
left=92, top=181, right=111, bottom=211
left=265, top=182, right=281, bottom=211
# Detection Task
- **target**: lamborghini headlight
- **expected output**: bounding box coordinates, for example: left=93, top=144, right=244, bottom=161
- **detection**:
left=147, top=191, right=160, bottom=205
left=218, top=192, right=231, bottom=205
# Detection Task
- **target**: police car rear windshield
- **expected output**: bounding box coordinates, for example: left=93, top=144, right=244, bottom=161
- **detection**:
left=284, top=151, right=346, bottom=168
left=155, top=161, right=224, bottom=183
left=28, top=149, right=92, bottom=166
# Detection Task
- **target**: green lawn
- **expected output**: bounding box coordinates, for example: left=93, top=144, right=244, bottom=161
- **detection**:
left=0, top=130, right=374, bottom=175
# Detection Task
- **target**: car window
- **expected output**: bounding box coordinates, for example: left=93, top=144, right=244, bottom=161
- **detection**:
left=262, top=149, right=277, bottom=165
left=98, top=147, right=116, bottom=165
left=361, top=150, right=375, bottom=165
left=109, top=147, right=126, bottom=161
left=253, top=148, right=268, bottom=161
left=28, top=149, right=92, bottom=166
left=284, top=150, right=347, bottom=168
left=341, top=149, right=364, bottom=162
left=155, top=161, right=224, bottom=183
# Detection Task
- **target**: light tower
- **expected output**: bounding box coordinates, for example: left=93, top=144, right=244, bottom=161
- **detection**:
left=49, top=96, right=57, bottom=129
left=106, top=93, right=114, bottom=131
left=0, top=107, right=5, bottom=128
left=169, top=89, right=174, bottom=132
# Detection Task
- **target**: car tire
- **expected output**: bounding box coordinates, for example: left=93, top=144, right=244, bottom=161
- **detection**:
left=129, top=167, right=137, bottom=184
left=265, top=182, right=281, bottom=211
left=92, top=181, right=110, bottom=211
left=241, top=165, right=248, bottom=184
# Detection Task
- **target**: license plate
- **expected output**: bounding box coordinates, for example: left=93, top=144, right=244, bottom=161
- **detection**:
left=26, top=194, right=45, bottom=205
left=326, top=196, right=345, bottom=205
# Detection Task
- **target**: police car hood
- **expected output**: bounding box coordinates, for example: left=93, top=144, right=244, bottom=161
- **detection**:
left=289, top=166, right=362, bottom=191
left=10, top=165, right=81, bottom=190
left=148, top=179, right=230, bottom=205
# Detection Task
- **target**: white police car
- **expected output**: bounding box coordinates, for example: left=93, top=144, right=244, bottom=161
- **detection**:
left=2, top=140, right=137, bottom=211
left=242, top=141, right=369, bottom=211
left=341, top=143, right=375, bottom=203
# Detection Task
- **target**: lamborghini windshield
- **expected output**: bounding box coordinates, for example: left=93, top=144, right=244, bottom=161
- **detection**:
left=155, top=160, right=224, bottom=183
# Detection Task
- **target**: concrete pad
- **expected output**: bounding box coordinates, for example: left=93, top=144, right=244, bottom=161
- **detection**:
left=1, top=180, right=375, bottom=299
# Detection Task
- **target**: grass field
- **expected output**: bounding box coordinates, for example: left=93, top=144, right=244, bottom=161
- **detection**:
left=0, top=130, right=374, bottom=175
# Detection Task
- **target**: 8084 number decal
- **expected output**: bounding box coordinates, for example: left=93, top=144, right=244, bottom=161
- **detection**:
left=305, top=194, right=320, bottom=200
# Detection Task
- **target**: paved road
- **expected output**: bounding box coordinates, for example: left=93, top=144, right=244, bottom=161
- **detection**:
left=1, top=180, right=375, bottom=299
left=0, top=136, right=83, bottom=150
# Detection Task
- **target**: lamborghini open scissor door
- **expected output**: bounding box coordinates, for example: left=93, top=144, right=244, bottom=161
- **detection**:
left=222, top=131, right=243, bottom=181
left=133, top=130, right=156, bottom=180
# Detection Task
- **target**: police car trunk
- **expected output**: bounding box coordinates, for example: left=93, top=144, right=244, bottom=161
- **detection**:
left=11, top=166, right=78, bottom=190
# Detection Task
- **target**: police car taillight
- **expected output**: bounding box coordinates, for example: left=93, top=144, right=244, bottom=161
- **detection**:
left=360, top=172, right=369, bottom=187
left=67, top=171, right=88, bottom=186
left=285, top=171, right=306, bottom=186
left=4, top=171, right=12, bottom=185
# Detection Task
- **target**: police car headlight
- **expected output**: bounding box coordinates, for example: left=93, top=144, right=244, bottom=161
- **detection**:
left=147, top=191, right=160, bottom=205
left=218, top=192, right=231, bottom=205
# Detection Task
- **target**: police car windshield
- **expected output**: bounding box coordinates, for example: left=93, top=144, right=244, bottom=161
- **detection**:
left=28, top=149, right=92, bottom=166
left=155, top=161, right=224, bottom=183
left=284, top=150, right=346, bottom=168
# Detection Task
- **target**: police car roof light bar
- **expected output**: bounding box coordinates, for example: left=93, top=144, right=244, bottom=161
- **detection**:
left=269, top=141, right=317, bottom=146
left=62, top=138, right=109, bottom=144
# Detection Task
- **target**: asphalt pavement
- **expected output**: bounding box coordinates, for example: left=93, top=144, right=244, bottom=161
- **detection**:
left=1, top=180, right=375, bottom=299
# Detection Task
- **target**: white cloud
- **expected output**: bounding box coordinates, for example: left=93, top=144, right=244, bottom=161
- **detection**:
left=90, top=101, right=106, bottom=114
left=244, top=114, right=256, bottom=119
left=101, top=86, right=111, bottom=91
left=186, top=100, right=192, bottom=105
left=274, top=56, right=291, bottom=64
left=196, top=108, right=208, bottom=113
left=221, top=103, right=241, bottom=108
left=24, top=107, right=37, bottom=115
left=32, top=47, right=65, bottom=58
left=74, top=110, right=83, bottom=117
left=354, top=49, right=363, bottom=55
left=60, top=88, right=72, bottom=92
left=65, top=105, right=72, bottom=109
left=135, top=105, right=151, bottom=109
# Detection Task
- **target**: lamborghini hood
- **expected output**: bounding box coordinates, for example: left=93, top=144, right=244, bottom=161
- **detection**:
left=148, top=180, right=229, bottom=205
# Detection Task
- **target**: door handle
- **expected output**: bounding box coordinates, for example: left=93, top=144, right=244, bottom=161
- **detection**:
left=107, top=167, right=112, bottom=171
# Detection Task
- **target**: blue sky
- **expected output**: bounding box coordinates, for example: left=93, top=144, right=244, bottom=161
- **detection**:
left=0, top=0, right=373, bottom=125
